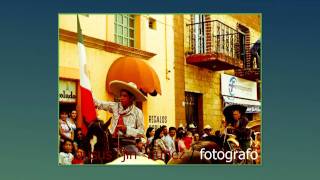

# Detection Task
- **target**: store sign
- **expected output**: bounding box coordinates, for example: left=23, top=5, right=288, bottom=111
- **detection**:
left=59, top=80, right=77, bottom=103
left=148, top=115, right=168, bottom=129
left=221, top=74, right=257, bottom=100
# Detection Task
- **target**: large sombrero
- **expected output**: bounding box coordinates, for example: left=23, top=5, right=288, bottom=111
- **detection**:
left=223, top=104, right=247, bottom=117
left=109, top=80, right=147, bottom=102
left=246, top=120, right=261, bottom=129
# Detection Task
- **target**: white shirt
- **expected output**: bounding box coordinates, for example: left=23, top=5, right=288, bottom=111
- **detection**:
left=67, top=118, right=77, bottom=131
left=94, top=99, right=144, bottom=138
left=59, top=152, right=74, bottom=165
left=162, top=135, right=176, bottom=154
left=59, top=119, right=72, bottom=140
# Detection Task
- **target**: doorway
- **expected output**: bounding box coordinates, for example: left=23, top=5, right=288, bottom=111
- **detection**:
left=185, top=92, right=203, bottom=131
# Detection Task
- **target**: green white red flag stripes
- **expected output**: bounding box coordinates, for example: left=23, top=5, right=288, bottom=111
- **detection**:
left=77, top=15, right=97, bottom=135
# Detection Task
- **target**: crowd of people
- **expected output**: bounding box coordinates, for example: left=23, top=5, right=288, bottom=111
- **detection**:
left=142, top=124, right=225, bottom=162
left=58, top=110, right=260, bottom=165
left=59, top=110, right=88, bottom=165
left=58, top=80, right=261, bottom=165
left=58, top=108, right=224, bottom=165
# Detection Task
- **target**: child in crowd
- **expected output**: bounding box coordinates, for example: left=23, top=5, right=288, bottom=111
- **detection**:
left=183, top=131, right=193, bottom=150
left=135, top=138, right=148, bottom=157
left=59, top=139, right=74, bottom=165
left=72, top=148, right=85, bottom=164
left=136, top=138, right=145, bottom=153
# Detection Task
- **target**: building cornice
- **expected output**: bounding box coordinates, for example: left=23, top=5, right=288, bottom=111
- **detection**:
left=59, top=29, right=156, bottom=60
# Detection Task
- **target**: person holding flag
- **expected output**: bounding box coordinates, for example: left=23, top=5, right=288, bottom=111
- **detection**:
left=93, top=80, right=146, bottom=155
left=93, top=80, right=146, bottom=139
left=77, top=15, right=146, bottom=155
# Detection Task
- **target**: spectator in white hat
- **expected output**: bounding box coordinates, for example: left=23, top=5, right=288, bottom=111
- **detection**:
left=202, top=125, right=212, bottom=139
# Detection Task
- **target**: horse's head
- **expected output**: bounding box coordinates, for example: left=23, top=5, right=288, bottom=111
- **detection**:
left=83, top=119, right=116, bottom=163
left=168, top=141, right=225, bottom=164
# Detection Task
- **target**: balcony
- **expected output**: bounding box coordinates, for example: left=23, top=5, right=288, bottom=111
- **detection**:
left=185, top=20, right=246, bottom=71
left=235, top=68, right=260, bottom=81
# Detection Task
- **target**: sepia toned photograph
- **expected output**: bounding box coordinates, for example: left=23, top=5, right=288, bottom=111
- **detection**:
left=58, top=13, right=261, bottom=165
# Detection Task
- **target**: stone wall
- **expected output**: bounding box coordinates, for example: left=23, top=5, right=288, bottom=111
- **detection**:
left=174, top=15, right=186, bottom=127
left=185, top=64, right=224, bottom=132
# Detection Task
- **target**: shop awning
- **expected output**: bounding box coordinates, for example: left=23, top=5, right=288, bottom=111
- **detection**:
left=223, top=96, right=261, bottom=113
left=106, top=56, right=161, bottom=96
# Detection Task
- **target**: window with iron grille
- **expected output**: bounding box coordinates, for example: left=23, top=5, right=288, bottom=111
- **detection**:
left=114, top=14, right=135, bottom=47
left=193, top=14, right=206, bottom=54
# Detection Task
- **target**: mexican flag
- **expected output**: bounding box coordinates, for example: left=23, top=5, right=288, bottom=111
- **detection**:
left=77, top=15, right=97, bottom=135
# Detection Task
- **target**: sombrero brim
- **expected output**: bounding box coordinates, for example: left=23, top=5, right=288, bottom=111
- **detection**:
left=227, top=137, right=239, bottom=147
left=109, top=80, right=147, bottom=102
left=246, top=120, right=261, bottom=129
left=223, top=104, right=247, bottom=117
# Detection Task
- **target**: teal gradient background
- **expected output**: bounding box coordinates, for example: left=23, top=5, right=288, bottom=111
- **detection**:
left=0, top=0, right=319, bottom=179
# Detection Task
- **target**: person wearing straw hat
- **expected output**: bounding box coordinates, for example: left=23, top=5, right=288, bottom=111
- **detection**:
left=202, top=125, right=212, bottom=139
left=187, top=123, right=197, bottom=135
left=94, top=80, right=146, bottom=140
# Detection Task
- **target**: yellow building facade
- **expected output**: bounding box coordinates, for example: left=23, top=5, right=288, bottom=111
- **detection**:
left=59, top=14, right=176, bottom=130
left=175, top=14, right=261, bottom=132
left=59, top=14, right=261, bottom=133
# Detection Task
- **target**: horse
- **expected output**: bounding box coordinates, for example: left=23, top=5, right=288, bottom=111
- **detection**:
left=84, top=119, right=162, bottom=165
left=84, top=119, right=118, bottom=164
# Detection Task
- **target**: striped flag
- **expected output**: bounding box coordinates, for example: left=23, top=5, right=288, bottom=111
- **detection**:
left=77, top=15, right=97, bottom=135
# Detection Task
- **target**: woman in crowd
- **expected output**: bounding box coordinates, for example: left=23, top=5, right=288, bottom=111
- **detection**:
left=59, top=110, right=74, bottom=142
left=150, top=128, right=169, bottom=162
left=146, top=127, right=155, bottom=144
left=68, top=110, right=77, bottom=131
left=145, top=127, right=155, bottom=154
left=176, top=131, right=187, bottom=153
left=73, top=128, right=84, bottom=151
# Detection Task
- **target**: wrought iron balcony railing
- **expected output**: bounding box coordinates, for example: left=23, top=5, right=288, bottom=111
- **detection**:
left=186, top=20, right=247, bottom=61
